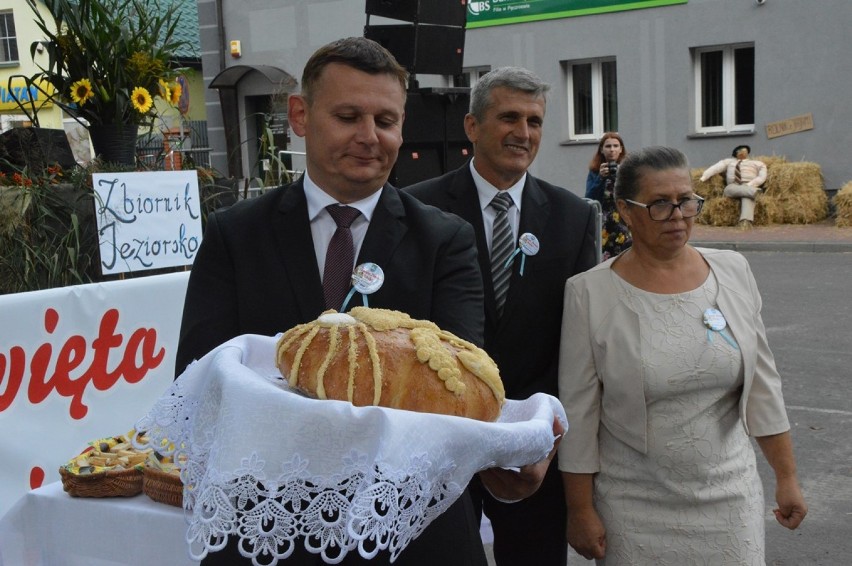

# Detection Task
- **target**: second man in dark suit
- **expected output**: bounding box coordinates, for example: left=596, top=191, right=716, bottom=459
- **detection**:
left=407, top=66, right=597, bottom=566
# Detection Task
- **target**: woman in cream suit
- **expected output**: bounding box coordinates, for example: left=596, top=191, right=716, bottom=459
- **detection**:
left=558, top=146, right=807, bottom=565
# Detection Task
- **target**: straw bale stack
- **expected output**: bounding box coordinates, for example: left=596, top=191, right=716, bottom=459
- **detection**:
left=692, top=168, right=723, bottom=199
left=834, top=181, right=852, bottom=228
left=696, top=157, right=827, bottom=226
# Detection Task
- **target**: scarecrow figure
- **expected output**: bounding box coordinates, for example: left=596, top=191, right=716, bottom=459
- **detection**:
left=700, top=145, right=767, bottom=228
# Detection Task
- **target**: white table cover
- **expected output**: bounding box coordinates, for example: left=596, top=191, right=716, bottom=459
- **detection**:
left=0, top=481, right=198, bottom=566
left=134, top=334, right=566, bottom=564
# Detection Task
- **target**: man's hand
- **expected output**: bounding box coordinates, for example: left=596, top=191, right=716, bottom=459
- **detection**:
left=478, top=417, right=564, bottom=502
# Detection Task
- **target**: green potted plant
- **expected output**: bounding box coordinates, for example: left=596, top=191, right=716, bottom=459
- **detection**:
left=16, top=0, right=192, bottom=165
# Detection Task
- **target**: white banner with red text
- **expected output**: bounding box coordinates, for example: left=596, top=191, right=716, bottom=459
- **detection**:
left=0, top=272, right=189, bottom=518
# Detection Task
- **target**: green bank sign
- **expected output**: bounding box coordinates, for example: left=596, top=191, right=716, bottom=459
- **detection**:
left=467, top=0, right=687, bottom=28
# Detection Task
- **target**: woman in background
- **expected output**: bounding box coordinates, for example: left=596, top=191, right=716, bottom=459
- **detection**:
left=585, top=133, right=631, bottom=259
left=560, top=146, right=807, bottom=564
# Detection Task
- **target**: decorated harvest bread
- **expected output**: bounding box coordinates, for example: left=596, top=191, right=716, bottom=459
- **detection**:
left=275, top=307, right=505, bottom=421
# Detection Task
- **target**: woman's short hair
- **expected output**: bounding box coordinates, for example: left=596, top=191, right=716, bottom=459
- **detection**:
left=614, top=146, right=690, bottom=201
left=469, top=67, right=550, bottom=121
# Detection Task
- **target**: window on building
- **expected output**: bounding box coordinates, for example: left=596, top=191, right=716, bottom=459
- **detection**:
left=694, top=44, right=754, bottom=133
left=453, top=66, right=491, bottom=89
left=565, top=58, right=618, bottom=141
left=0, top=12, right=18, bottom=64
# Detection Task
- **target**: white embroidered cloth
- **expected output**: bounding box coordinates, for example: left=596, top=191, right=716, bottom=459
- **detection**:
left=134, top=334, right=566, bottom=564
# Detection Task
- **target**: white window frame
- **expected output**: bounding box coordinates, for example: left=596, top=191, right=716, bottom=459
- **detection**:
left=693, top=43, right=754, bottom=134
left=0, top=11, right=18, bottom=64
left=452, top=65, right=491, bottom=89
left=565, top=57, right=617, bottom=141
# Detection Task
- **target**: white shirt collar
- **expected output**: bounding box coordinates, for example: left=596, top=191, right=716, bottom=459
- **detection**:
left=303, top=170, right=382, bottom=221
left=469, top=158, right=526, bottom=212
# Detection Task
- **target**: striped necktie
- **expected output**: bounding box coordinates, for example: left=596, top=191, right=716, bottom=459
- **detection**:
left=735, top=160, right=743, bottom=183
left=489, top=192, right=514, bottom=316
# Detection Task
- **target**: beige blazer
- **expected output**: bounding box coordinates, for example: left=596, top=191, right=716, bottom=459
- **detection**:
left=557, top=247, right=790, bottom=473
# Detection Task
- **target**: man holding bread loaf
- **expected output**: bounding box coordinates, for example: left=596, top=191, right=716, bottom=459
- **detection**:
left=407, top=67, right=598, bottom=566
left=177, top=38, right=561, bottom=565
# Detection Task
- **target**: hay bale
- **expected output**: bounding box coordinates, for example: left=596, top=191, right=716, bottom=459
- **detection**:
left=752, top=155, right=788, bottom=169
left=759, top=161, right=827, bottom=224
left=697, top=193, right=782, bottom=226
left=765, top=161, right=823, bottom=197
left=833, top=181, right=852, bottom=228
left=692, top=168, right=724, bottom=199
left=697, top=196, right=740, bottom=226
left=754, top=195, right=784, bottom=225
left=779, top=190, right=828, bottom=224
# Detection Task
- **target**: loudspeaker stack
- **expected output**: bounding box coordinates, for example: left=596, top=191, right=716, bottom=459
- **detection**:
left=365, top=0, right=466, bottom=77
left=364, top=0, right=472, bottom=185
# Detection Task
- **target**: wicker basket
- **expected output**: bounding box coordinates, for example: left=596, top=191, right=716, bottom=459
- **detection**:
left=143, top=466, right=184, bottom=507
left=59, top=466, right=143, bottom=498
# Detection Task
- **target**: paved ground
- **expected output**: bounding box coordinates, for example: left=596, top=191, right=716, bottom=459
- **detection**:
left=483, top=222, right=852, bottom=565
left=691, top=218, right=852, bottom=252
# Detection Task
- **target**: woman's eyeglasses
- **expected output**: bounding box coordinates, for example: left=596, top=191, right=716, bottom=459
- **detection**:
left=623, top=197, right=705, bottom=221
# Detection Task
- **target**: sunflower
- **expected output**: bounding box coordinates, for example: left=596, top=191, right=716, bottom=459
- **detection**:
left=69, top=78, right=95, bottom=105
left=158, top=78, right=171, bottom=102
left=169, top=81, right=182, bottom=106
left=130, top=86, right=153, bottom=114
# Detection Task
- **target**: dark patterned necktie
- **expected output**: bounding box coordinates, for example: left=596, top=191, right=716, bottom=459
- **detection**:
left=735, top=160, right=743, bottom=183
left=489, top=192, right=514, bottom=316
left=323, top=205, right=360, bottom=311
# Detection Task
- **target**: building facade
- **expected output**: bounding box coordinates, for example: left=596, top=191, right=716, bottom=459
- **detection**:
left=0, top=0, right=204, bottom=165
left=200, top=0, right=851, bottom=193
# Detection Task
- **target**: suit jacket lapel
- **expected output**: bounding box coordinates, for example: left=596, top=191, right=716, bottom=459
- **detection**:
left=359, top=185, right=407, bottom=272
left=271, top=179, right=326, bottom=319
left=441, top=167, right=496, bottom=319
left=497, top=175, right=549, bottom=324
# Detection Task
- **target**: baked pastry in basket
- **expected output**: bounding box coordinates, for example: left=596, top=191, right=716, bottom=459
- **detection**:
left=143, top=451, right=184, bottom=507
left=276, top=307, right=505, bottom=421
left=59, top=431, right=150, bottom=498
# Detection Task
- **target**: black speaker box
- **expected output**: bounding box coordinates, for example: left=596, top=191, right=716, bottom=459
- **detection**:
left=402, top=89, right=469, bottom=144
left=402, top=94, right=445, bottom=143
left=365, top=0, right=467, bottom=27
left=365, top=24, right=464, bottom=76
left=445, top=141, right=472, bottom=170
left=394, top=146, right=443, bottom=187
left=0, top=127, right=77, bottom=174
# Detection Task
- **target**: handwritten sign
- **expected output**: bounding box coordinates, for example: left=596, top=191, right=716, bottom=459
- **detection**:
left=765, top=113, right=814, bottom=139
left=93, top=171, right=203, bottom=275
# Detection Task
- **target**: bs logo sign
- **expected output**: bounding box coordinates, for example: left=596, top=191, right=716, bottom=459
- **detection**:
left=468, top=1, right=490, bottom=15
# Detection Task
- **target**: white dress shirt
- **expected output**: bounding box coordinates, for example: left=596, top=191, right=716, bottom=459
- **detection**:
left=469, top=159, right=525, bottom=254
left=303, top=171, right=383, bottom=280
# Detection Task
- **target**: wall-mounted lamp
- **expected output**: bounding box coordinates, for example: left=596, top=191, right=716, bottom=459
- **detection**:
left=230, top=40, right=242, bottom=58
left=35, top=42, right=46, bottom=54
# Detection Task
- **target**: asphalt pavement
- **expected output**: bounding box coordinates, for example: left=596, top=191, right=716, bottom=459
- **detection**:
left=483, top=224, right=852, bottom=565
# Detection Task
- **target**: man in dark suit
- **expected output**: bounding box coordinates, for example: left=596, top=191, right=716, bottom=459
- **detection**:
left=407, top=67, right=598, bottom=566
left=177, top=39, right=560, bottom=566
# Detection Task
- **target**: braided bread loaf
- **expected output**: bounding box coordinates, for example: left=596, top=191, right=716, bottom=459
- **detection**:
left=275, top=307, right=505, bottom=421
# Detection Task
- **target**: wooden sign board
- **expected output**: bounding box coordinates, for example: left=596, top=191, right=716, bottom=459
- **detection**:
left=766, top=113, right=814, bottom=139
